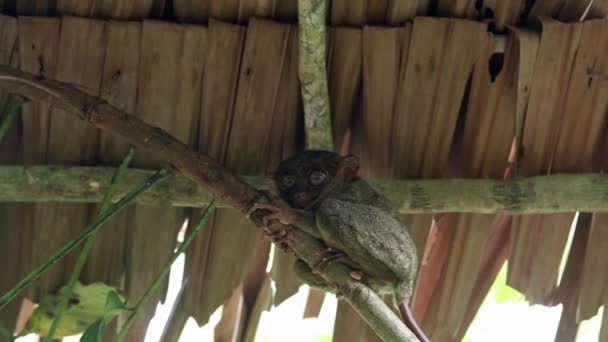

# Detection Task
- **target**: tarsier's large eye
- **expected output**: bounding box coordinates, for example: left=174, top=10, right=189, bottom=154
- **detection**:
left=309, top=170, right=327, bottom=186
left=281, top=175, right=296, bottom=188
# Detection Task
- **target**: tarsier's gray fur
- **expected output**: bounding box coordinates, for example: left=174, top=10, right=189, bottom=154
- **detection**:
left=278, top=155, right=418, bottom=305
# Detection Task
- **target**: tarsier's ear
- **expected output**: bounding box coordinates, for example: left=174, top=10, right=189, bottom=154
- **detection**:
left=340, top=154, right=360, bottom=171
left=342, top=154, right=360, bottom=167
left=338, top=154, right=360, bottom=180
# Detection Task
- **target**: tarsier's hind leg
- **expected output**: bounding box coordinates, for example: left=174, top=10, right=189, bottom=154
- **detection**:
left=312, top=248, right=364, bottom=280
left=395, top=280, right=430, bottom=342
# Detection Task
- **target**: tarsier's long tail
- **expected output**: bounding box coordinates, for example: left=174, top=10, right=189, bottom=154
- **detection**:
left=398, top=301, right=430, bottom=342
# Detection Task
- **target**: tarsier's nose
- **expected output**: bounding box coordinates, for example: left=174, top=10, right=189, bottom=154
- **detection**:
left=293, top=192, right=310, bottom=208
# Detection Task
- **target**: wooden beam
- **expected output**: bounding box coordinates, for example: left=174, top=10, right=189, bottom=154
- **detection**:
left=0, top=165, right=606, bottom=214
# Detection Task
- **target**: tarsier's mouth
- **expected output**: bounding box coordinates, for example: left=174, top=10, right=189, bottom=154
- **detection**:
left=292, top=192, right=319, bottom=208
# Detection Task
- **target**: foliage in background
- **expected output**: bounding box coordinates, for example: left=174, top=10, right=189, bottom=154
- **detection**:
left=45, top=148, right=135, bottom=340
left=22, top=283, right=126, bottom=339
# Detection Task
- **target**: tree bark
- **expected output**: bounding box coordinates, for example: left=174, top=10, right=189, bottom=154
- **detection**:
left=298, top=0, right=333, bottom=150
left=0, top=164, right=606, bottom=214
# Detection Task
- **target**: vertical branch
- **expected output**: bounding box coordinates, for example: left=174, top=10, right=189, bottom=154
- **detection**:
left=297, top=1, right=416, bottom=340
left=298, top=0, right=334, bottom=150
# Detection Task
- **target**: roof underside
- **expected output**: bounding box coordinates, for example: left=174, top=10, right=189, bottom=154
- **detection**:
left=0, top=1, right=607, bottom=341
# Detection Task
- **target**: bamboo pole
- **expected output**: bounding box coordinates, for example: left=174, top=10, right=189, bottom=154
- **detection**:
left=0, top=165, right=606, bottom=214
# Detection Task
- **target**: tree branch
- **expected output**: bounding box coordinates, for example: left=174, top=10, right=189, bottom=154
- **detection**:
left=0, top=66, right=417, bottom=341
left=298, top=0, right=333, bottom=150
left=0, top=66, right=257, bottom=212
left=0, top=165, right=606, bottom=214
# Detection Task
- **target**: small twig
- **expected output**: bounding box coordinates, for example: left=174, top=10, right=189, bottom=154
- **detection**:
left=44, top=148, right=136, bottom=341
left=0, top=168, right=169, bottom=310
left=116, top=198, right=220, bottom=341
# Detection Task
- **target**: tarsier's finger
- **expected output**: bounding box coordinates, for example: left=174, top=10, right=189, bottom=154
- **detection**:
left=277, top=240, right=295, bottom=253
left=268, top=229, right=287, bottom=239
left=253, top=203, right=279, bottom=211
left=262, top=213, right=283, bottom=227
left=247, top=203, right=272, bottom=219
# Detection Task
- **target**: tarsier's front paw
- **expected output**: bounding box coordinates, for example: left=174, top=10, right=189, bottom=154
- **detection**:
left=263, top=227, right=295, bottom=253
left=248, top=199, right=298, bottom=253
left=249, top=200, right=297, bottom=226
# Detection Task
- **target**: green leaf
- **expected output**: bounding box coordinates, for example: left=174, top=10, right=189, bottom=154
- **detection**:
left=79, top=319, right=104, bottom=342
left=24, top=282, right=128, bottom=338
left=103, top=290, right=127, bottom=318
left=78, top=289, right=127, bottom=342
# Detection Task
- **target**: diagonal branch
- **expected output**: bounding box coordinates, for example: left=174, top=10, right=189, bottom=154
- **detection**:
left=0, top=66, right=257, bottom=211
left=0, top=66, right=418, bottom=341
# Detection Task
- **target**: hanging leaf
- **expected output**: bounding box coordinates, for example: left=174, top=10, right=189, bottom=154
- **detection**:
left=79, top=319, right=104, bottom=342
left=103, top=290, right=127, bottom=318
left=78, top=290, right=127, bottom=342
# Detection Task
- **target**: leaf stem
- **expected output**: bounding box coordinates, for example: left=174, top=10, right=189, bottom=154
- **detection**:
left=115, top=198, right=220, bottom=341
left=0, top=168, right=169, bottom=310
left=44, top=148, right=136, bottom=341
left=0, top=101, right=22, bottom=144
left=0, top=321, right=11, bottom=339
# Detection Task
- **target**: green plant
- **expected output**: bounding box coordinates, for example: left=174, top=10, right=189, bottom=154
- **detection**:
left=115, top=198, right=220, bottom=341
left=0, top=168, right=169, bottom=311
left=45, top=148, right=136, bottom=341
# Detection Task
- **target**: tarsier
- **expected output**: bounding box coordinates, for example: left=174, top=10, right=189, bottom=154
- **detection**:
left=251, top=150, right=429, bottom=342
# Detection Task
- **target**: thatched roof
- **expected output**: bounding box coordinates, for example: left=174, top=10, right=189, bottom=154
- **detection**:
left=0, top=1, right=607, bottom=341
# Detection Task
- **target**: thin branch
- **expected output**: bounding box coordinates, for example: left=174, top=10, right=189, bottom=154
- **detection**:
left=0, top=165, right=606, bottom=214
left=0, top=100, right=22, bottom=143
left=0, top=66, right=257, bottom=213
left=116, top=198, right=220, bottom=341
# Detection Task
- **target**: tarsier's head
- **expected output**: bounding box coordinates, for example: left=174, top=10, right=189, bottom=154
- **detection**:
left=273, top=150, right=358, bottom=208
